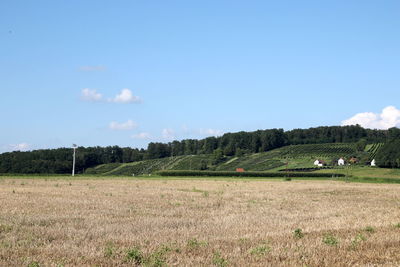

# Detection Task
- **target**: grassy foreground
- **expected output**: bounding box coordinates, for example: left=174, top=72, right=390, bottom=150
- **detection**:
left=0, top=178, right=399, bottom=266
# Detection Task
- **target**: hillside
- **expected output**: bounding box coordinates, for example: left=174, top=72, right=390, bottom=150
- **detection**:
left=85, top=143, right=361, bottom=176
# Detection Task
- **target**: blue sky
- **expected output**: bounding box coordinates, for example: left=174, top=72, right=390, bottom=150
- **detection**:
left=1, top=1, right=400, bottom=152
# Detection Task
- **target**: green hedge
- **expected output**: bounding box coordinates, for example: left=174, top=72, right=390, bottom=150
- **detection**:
left=156, top=170, right=345, bottom=178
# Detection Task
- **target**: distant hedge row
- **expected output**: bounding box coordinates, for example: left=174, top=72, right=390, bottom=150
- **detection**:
left=156, top=170, right=345, bottom=178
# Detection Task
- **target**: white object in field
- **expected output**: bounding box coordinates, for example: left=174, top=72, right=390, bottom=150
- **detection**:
left=72, top=144, right=77, bottom=176
left=318, top=163, right=323, bottom=167
left=338, top=158, right=345, bottom=166
left=314, top=160, right=320, bottom=166
left=371, top=159, right=376, bottom=166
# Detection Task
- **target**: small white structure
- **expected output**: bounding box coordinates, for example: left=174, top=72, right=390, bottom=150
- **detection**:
left=338, top=158, right=345, bottom=166
left=314, top=159, right=325, bottom=167
left=371, top=159, right=376, bottom=167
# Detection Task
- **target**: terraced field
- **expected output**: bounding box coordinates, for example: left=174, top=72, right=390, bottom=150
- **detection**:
left=365, top=143, right=384, bottom=160
left=85, top=143, right=361, bottom=175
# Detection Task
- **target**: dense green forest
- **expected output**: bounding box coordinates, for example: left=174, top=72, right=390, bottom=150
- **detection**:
left=375, top=128, right=400, bottom=168
left=0, top=125, right=397, bottom=174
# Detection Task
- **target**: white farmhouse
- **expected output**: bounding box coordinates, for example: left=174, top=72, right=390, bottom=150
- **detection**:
left=314, top=159, right=325, bottom=167
left=338, top=158, right=345, bottom=166
left=314, top=160, right=320, bottom=166
left=371, top=159, right=376, bottom=167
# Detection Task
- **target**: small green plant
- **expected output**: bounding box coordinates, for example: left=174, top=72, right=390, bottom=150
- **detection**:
left=192, top=187, right=202, bottom=193
left=350, top=233, right=367, bottom=249
left=212, top=252, right=228, bottom=267
left=187, top=238, right=207, bottom=250
left=104, top=242, right=115, bottom=258
left=125, top=247, right=143, bottom=264
left=250, top=245, right=270, bottom=257
left=202, top=191, right=209, bottom=197
left=323, top=233, right=338, bottom=246
left=284, top=177, right=292, bottom=181
left=146, top=250, right=167, bottom=267
left=395, top=223, right=400, bottom=228
left=0, top=224, right=12, bottom=233
left=293, top=228, right=304, bottom=239
left=364, top=226, right=375, bottom=233
left=27, top=262, right=40, bottom=267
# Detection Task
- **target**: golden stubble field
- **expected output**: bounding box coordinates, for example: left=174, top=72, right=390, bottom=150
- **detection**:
left=0, top=178, right=399, bottom=266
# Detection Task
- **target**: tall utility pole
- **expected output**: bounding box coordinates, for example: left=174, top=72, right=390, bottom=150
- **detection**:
left=72, top=144, right=77, bottom=176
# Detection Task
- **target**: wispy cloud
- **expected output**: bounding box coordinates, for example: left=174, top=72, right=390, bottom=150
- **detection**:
left=79, top=65, right=106, bottom=72
left=109, top=120, right=137, bottom=130
left=341, top=106, right=400, bottom=129
left=199, top=128, right=224, bottom=136
left=81, top=88, right=141, bottom=104
left=109, top=89, right=141, bottom=104
left=132, top=132, right=151, bottom=139
left=8, top=143, right=31, bottom=151
left=162, top=128, right=175, bottom=140
left=81, top=88, right=103, bottom=102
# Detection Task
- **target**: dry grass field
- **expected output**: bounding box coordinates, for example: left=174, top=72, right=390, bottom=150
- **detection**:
left=0, top=177, right=399, bottom=266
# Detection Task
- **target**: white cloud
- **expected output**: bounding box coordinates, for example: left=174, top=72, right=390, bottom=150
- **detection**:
left=79, top=65, right=106, bottom=72
left=81, top=88, right=103, bottom=102
left=132, top=132, right=151, bottom=139
left=109, top=89, right=141, bottom=103
left=9, top=143, right=30, bottom=151
left=162, top=128, right=175, bottom=140
left=341, top=106, right=400, bottom=129
left=199, top=128, right=224, bottom=136
left=109, top=120, right=137, bottom=130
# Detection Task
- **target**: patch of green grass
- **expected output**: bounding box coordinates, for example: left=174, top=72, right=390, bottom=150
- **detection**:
left=104, top=242, right=115, bottom=258
left=350, top=233, right=367, bottom=250
left=27, top=262, right=40, bottom=267
left=0, top=224, right=13, bottom=233
left=145, top=249, right=168, bottom=267
left=249, top=245, right=271, bottom=257
left=125, top=247, right=144, bottom=264
left=293, top=228, right=304, bottom=239
left=187, top=238, right=208, bottom=250
left=212, top=251, right=228, bottom=267
left=323, top=233, right=338, bottom=246
left=364, top=226, right=375, bottom=233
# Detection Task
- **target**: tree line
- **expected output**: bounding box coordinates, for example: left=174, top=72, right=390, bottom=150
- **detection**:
left=0, top=125, right=395, bottom=174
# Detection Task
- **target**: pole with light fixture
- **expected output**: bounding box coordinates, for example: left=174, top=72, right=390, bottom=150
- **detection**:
left=72, top=144, right=77, bottom=176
